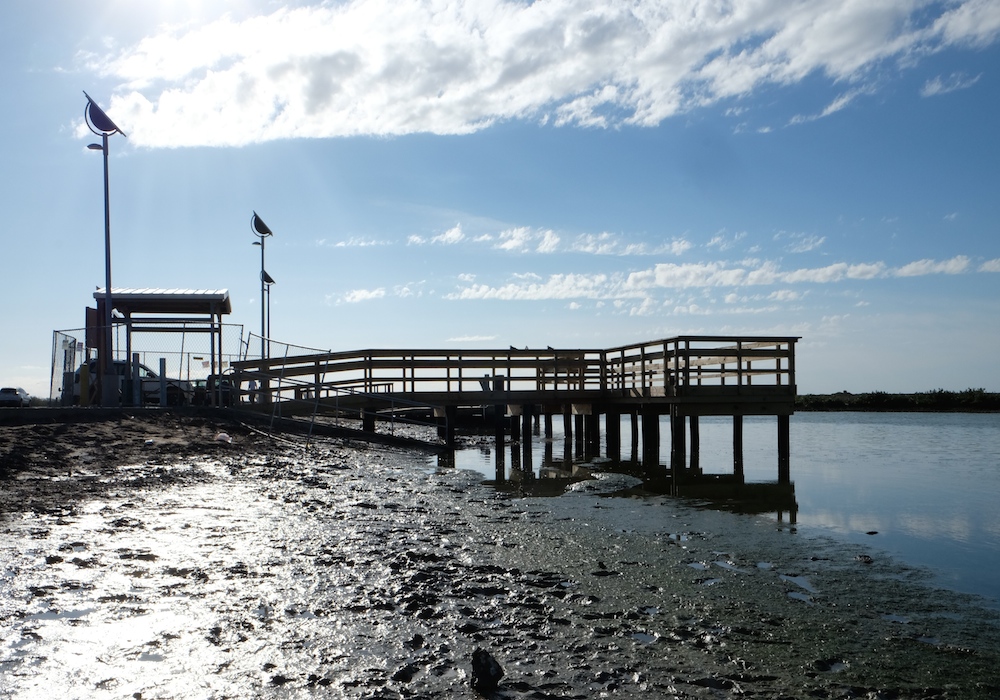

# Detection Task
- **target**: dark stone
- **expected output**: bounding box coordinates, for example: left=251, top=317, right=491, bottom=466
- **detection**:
left=391, top=662, right=421, bottom=682
left=471, top=648, right=504, bottom=695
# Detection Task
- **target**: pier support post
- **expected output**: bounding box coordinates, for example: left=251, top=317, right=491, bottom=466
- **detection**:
left=562, top=407, right=573, bottom=467
left=584, top=414, right=599, bottom=459
left=574, top=414, right=584, bottom=458
left=444, top=405, right=457, bottom=448
left=493, top=387, right=506, bottom=470
left=362, top=408, right=376, bottom=434
left=521, top=404, right=534, bottom=472
left=689, top=416, right=701, bottom=474
left=630, top=411, right=639, bottom=462
left=777, top=414, right=790, bottom=484
left=543, top=413, right=553, bottom=439
left=605, top=410, right=621, bottom=462
left=641, top=407, right=660, bottom=468
left=521, top=404, right=533, bottom=444
left=669, top=410, right=686, bottom=472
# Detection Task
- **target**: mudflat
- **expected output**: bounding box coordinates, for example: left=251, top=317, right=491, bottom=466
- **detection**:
left=2, top=412, right=999, bottom=698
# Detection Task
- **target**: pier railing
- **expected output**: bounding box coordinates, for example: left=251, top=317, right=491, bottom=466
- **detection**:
left=232, top=335, right=797, bottom=405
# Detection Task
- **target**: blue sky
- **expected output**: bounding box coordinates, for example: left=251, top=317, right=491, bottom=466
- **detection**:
left=2, top=0, right=999, bottom=397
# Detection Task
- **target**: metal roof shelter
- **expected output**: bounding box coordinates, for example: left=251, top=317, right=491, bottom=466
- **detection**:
left=94, top=288, right=232, bottom=381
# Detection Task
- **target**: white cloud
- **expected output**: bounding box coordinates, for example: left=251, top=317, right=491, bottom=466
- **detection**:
left=706, top=230, right=746, bottom=251
left=537, top=229, right=561, bottom=253
left=447, top=334, right=498, bottom=342
left=778, top=232, right=826, bottom=253
left=922, top=72, right=982, bottom=96
left=432, top=224, right=465, bottom=245
left=86, top=0, right=1000, bottom=147
left=446, top=273, right=610, bottom=300
left=341, top=287, right=386, bottom=303
left=769, top=289, right=801, bottom=302
left=319, top=236, right=390, bottom=248
left=442, top=253, right=984, bottom=304
left=894, top=256, right=971, bottom=277
left=496, top=226, right=535, bottom=252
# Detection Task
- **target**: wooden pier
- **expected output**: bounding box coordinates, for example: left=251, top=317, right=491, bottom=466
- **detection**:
left=232, top=335, right=799, bottom=483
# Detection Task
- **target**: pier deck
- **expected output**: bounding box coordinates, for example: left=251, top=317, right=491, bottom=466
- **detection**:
left=232, top=336, right=798, bottom=481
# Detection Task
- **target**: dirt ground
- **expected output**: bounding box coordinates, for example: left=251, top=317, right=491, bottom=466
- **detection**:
left=2, top=411, right=1000, bottom=699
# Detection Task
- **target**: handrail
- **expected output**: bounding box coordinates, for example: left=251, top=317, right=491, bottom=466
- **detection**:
left=231, top=335, right=799, bottom=404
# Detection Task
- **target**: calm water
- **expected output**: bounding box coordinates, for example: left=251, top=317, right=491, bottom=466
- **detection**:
left=444, top=412, right=1000, bottom=604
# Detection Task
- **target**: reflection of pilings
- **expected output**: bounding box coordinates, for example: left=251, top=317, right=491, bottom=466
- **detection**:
left=438, top=450, right=455, bottom=470
left=495, top=443, right=505, bottom=482
left=733, top=415, right=744, bottom=482
left=778, top=414, right=790, bottom=484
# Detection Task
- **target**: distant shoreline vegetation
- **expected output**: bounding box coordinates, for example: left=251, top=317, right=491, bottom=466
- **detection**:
left=796, top=389, right=1000, bottom=412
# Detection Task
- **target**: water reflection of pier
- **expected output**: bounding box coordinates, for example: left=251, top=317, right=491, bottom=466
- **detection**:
left=235, top=335, right=798, bottom=504
left=476, top=420, right=798, bottom=523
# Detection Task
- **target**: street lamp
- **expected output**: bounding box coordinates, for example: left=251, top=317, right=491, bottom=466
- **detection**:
left=251, top=211, right=273, bottom=360
left=84, top=91, right=126, bottom=407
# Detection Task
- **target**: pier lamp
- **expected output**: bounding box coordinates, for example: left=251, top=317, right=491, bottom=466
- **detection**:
left=262, top=269, right=276, bottom=349
left=84, top=91, right=126, bottom=407
left=251, top=211, right=273, bottom=360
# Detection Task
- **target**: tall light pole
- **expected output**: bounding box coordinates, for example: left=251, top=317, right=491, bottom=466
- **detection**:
left=84, top=91, right=126, bottom=407
left=251, top=211, right=273, bottom=360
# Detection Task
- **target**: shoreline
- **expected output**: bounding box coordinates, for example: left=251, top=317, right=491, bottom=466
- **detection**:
left=2, top=413, right=999, bottom=697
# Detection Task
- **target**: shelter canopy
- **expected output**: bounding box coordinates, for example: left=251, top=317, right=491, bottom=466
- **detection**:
left=94, top=288, right=231, bottom=316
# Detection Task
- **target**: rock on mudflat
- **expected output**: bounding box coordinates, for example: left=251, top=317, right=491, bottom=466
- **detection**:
left=471, top=648, right=504, bottom=695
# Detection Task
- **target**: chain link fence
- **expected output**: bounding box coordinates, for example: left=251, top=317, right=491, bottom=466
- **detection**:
left=50, top=323, right=247, bottom=405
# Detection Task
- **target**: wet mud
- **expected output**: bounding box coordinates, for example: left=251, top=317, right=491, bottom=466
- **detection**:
left=2, top=413, right=1000, bottom=698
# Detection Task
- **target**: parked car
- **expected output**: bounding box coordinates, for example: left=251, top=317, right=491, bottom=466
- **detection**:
left=67, top=360, right=194, bottom=406
left=0, top=387, right=30, bottom=407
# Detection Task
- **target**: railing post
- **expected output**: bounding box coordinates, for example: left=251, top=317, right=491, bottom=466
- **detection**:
left=737, top=341, right=743, bottom=391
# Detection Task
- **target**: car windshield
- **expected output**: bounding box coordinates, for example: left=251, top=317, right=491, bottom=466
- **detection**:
left=0, top=388, right=15, bottom=394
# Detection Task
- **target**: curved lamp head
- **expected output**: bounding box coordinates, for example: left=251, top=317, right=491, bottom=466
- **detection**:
left=261, top=270, right=276, bottom=285
left=83, top=91, right=126, bottom=137
left=251, top=211, right=273, bottom=238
